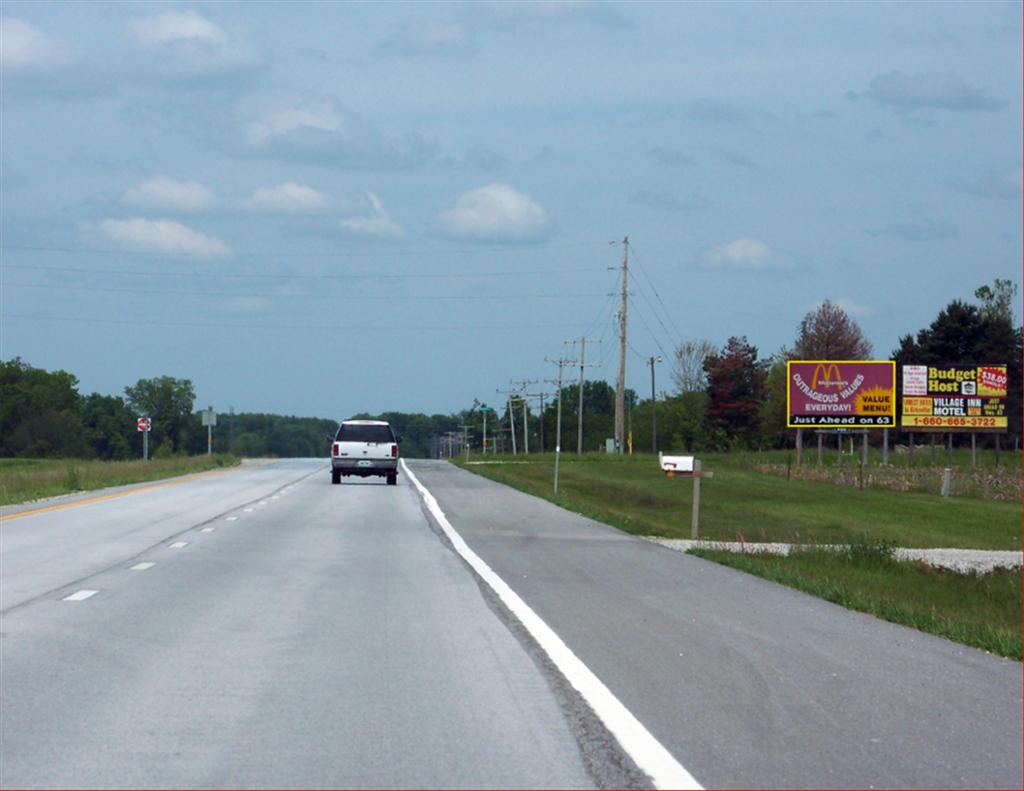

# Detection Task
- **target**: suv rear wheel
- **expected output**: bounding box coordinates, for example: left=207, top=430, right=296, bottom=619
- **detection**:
left=386, top=473, right=397, bottom=486
left=331, top=470, right=341, bottom=485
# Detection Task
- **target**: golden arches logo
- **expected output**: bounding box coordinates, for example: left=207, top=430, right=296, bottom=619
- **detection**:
left=811, top=363, right=843, bottom=389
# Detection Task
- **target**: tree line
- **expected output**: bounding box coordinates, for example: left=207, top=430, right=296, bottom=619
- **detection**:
left=3, top=280, right=1018, bottom=460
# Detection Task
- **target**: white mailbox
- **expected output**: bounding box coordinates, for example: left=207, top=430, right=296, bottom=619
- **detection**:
left=659, top=453, right=694, bottom=476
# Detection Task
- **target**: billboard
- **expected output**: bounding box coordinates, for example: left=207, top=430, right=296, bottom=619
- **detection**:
left=900, top=365, right=1007, bottom=431
left=787, top=361, right=896, bottom=428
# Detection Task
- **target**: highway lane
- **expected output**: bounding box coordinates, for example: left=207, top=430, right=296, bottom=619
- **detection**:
left=410, top=460, right=1023, bottom=790
left=0, top=460, right=631, bottom=789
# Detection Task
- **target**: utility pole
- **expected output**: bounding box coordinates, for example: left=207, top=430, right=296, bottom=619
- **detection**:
left=648, top=355, right=662, bottom=453
left=614, top=236, right=629, bottom=454
left=460, top=423, right=470, bottom=462
left=546, top=356, right=576, bottom=494
left=566, top=338, right=601, bottom=454
left=510, top=379, right=537, bottom=455
left=496, top=389, right=518, bottom=455
left=527, top=391, right=549, bottom=453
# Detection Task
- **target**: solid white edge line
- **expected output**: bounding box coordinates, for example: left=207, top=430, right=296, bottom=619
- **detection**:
left=63, top=589, right=99, bottom=601
left=399, top=459, right=702, bottom=791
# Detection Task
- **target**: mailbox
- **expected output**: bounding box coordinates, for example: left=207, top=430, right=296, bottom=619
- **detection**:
left=659, top=453, right=695, bottom=476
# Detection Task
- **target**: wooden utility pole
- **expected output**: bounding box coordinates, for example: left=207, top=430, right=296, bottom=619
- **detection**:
left=546, top=356, right=576, bottom=494
left=567, top=338, right=601, bottom=454
left=648, top=355, right=662, bottom=453
left=614, top=236, right=629, bottom=454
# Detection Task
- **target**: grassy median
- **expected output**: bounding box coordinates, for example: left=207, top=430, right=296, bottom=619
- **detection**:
left=454, top=453, right=1021, bottom=549
left=0, top=455, right=241, bottom=507
left=690, top=543, right=1022, bottom=660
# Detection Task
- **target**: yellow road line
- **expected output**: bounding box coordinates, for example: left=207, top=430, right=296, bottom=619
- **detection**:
left=0, top=461, right=274, bottom=522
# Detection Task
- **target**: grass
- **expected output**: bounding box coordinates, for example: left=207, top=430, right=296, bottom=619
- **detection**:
left=689, top=543, right=1022, bottom=660
left=453, top=452, right=1021, bottom=549
left=0, top=455, right=241, bottom=507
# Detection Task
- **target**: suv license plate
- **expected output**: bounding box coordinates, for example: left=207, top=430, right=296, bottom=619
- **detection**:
left=358, top=460, right=372, bottom=467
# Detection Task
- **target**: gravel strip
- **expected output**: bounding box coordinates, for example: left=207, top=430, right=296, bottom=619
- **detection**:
left=644, top=537, right=1022, bottom=574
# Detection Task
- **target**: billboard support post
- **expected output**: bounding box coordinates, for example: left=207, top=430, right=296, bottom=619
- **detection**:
left=971, top=433, right=977, bottom=468
left=909, top=433, right=915, bottom=466
left=795, top=428, right=803, bottom=466
left=882, top=429, right=889, bottom=466
left=817, top=432, right=823, bottom=466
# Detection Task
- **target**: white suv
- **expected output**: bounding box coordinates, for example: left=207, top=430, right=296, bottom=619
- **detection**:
left=330, top=420, right=399, bottom=485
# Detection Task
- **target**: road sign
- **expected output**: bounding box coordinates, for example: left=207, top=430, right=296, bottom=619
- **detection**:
left=137, top=417, right=151, bottom=432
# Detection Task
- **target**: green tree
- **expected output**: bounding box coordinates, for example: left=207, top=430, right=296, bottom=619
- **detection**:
left=704, top=336, right=768, bottom=448
left=81, top=393, right=134, bottom=460
left=0, top=358, right=89, bottom=457
left=124, top=376, right=197, bottom=455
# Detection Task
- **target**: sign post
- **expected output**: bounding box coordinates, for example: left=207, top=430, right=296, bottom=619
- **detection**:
left=137, top=416, right=151, bottom=460
left=201, top=407, right=217, bottom=456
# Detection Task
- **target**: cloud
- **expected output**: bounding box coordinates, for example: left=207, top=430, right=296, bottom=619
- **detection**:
left=469, top=0, right=629, bottom=30
left=834, top=298, right=871, bottom=318
left=647, top=148, right=695, bottom=168
left=948, top=168, right=1022, bottom=200
left=123, top=177, right=216, bottom=212
left=854, top=71, right=1004, bottom=113
left=438, top=183, right=551, bottom=243
left=710, top=148, right=759, bottom=171
left=241, top=93, right=436, bottom=170
left=97, top=218, right=231, bottom=256
left=866, top=219, right=957, bottom=241
left=0, top=17, right=69, bottom=70
left=339, top=194, right=406, bottom=238
left=377, top=18, right=474, bottom=58
left=628, top=190, right=707, bottom=213
left=703, top=238, right=791, bottom=270
left=683, top=99, right=750, bottom=125
left=243, top=182, right=329, bottom=213
left=128, top=10, right=259, bottom=85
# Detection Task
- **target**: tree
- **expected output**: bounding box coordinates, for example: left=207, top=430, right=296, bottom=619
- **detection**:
left=703, top=336, right=767, bottom=447
left=759, top=348, right=791, bottom=448
left=0, top=358, right=89, bottom=457
left=793, top=300, right=873, bottom=360
left=671, top=340, right=717, bottom=393
left=975, top=279, right=1018, bottom=324
left=892, top=284, right=1022, bottom=439
left=124, top=376, right=197, bottom=455
left=81, top=393, right=134, bottom=460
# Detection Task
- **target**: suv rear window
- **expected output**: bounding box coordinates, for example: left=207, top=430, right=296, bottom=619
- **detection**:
left=336, top=424, right=395, bottom=443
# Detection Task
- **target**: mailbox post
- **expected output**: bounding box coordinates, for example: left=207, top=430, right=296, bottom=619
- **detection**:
left=660, top=453, right=714, bottom=539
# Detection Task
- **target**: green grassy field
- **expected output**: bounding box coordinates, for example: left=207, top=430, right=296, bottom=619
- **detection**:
left=690, top=544, right=1022, bottom=660
left=0, top=455, right=241, bottom=507
left=453, top=452, right=1021, bottom=549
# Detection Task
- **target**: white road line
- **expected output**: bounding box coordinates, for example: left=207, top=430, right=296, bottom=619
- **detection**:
left=168, top=541, right=189, bottom=549
left=226, top=516, right=239, bottom=521
left=271, top=495, right=280, bottom=500
left=63, top=589, right=99, bottom=601
left=201, top=527, right=216, bottom=533
left=400, top=459, right=702, bottom=791
left=129, top=562, right=156, bottom=571
left=244, top=508, right=254, bottom=513
left=258, top=501, right=268, bottom=506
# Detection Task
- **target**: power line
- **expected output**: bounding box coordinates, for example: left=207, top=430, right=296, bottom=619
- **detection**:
left=5, top=281, right=607, bottom=303
left=627, top=242, right=685, bottom=344
left=1, top=312, right=589, bottom=332
left=1, top=262, right=607, bottom=282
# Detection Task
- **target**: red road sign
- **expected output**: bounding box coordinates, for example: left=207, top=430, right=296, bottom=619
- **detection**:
left=137, top=417, right=151, bottom=432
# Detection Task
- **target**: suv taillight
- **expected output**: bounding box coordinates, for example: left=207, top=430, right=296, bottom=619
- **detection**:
left=391, top=444, right=398, bottom=458
left=333, top=442, right=341, bottom=457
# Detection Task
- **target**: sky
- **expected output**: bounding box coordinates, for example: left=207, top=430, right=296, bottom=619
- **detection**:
left=2, top=1, right=1021, bottom=420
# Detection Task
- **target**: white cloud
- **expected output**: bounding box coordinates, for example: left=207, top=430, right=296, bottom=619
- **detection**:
left=834, top=298, right=871, bottom=318
left=98, top=218, right=231, bottom=256
left=438, top=183, right=550, bottom=242
left=703, top=238, right=790, bottom=270
left=240, top=93, right=435, bottom=170
left=123, top=177, right=216, bottom=212
left=128, top=10, right=257, bottom=84
left=244, top=182, right=328, bottom=213
left=130, top=10, right=226, bottom=47
left=1, top=17, right=69, bottom=70
left=340, top=194, right=405, bottom=238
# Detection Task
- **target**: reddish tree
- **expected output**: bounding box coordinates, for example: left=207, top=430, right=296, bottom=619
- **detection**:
left=703, top=336, right=767, bottom=446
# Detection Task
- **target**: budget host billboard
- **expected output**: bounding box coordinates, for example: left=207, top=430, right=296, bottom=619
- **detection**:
left=900, top=364, right=1007, bottom=431
left=787, top=361, right=896, bottom=428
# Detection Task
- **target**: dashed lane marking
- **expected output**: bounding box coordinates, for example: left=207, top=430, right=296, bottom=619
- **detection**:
left=168, top=541, right=189, bottom=549
left=129, top=562, right=156, bottom=571
left=200, top=527, right=216, bottom=533
left=63, top=589, right=99, bottom=601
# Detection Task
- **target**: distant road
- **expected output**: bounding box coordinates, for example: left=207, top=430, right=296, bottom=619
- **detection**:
left=1, top=459, right=1020, bottom=789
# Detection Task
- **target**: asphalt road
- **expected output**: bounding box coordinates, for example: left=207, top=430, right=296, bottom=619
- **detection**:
left=1, top=458, right=1021, bottom=789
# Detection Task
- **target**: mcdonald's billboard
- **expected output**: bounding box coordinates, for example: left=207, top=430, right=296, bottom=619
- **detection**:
left=787, top=361, right=896, bottom=428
